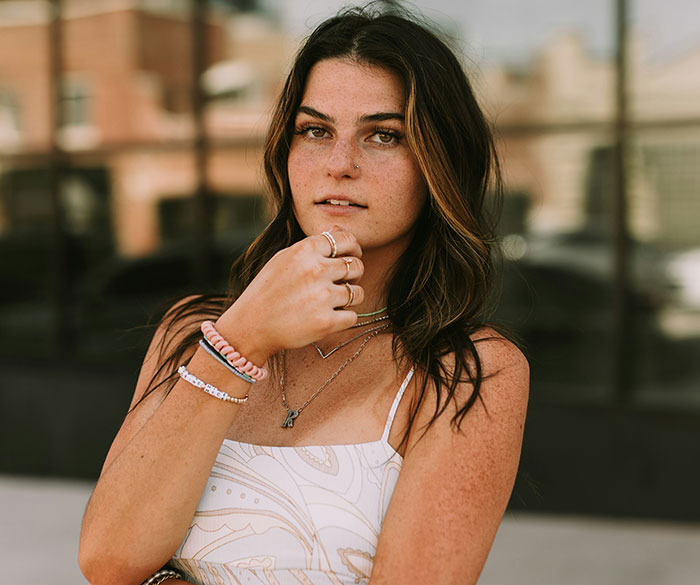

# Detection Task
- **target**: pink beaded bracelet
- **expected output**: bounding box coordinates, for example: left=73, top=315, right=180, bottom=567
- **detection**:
left=200, top=321, right=268, bottom=381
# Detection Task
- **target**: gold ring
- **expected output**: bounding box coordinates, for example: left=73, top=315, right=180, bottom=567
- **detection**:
left=342, top=257, right=353, bottom=280
left=343, top=282, right=354, bottom=308
left=321, top=231, right=337, bottom=258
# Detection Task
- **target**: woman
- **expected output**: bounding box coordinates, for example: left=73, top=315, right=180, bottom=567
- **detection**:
left=79, top=5, right=528, bottom=585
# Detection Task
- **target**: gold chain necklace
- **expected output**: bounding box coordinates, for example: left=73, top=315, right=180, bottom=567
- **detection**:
left=280, top=325, right=388, bottom=428
left=350, top=314, right=389, bottom=329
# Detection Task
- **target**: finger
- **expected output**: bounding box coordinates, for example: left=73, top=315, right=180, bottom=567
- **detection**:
left=330, top=256, right=364, bottom=283
left=317, top=231, right=338, bottom=258
left=332, top=282, right=364, bottom=309
left=326, top=227, right=362, bottom=259
left=329, top=307, right=359, bottom=331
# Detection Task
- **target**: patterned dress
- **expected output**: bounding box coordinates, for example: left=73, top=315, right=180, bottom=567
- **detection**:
left=170, top=369, right=414, bottom=585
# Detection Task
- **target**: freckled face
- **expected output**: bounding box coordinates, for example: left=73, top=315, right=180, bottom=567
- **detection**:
left=287, top=58, right=428, bottom=258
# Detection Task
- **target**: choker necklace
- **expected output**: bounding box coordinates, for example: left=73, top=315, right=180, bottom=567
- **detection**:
left=312, top=322, right=389, bottom=359
left=280, top=325, right=387, bottom=428
left=357, top=307, right=387, bottom=318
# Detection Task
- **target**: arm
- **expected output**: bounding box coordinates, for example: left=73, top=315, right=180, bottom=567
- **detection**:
left=79, top=315, right=259, bottom=585
left=369, top=335, right=529, bottom=585
left=78, top=229, right=364, bottom=585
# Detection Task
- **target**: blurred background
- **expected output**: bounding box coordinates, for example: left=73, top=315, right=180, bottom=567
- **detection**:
left=1, top=0, right=700, bottom=583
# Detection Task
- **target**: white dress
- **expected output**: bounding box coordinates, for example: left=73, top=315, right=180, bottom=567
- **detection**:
left=169, top=369, right=414, bottom=585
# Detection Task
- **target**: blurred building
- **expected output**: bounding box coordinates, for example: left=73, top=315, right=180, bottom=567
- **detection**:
left=0, top=0, right=291, bottom=256
left=2, top=4, right=699, bottom=256
left=481, top=31, right=700, bottom=249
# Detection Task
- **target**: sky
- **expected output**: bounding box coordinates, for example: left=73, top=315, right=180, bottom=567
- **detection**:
left=270, top=0, right=700, bottom=66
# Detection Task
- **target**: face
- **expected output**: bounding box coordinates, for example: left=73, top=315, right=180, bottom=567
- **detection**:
left=287, top=58, right=428, bottom=260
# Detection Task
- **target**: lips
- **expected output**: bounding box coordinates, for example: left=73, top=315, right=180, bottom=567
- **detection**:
left=317, top=197, right=366, bottom=208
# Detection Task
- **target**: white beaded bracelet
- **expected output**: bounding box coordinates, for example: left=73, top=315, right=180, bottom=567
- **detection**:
left=178, top=365, right=248, bottom=404
left=141, top=568, right=182, bottom=585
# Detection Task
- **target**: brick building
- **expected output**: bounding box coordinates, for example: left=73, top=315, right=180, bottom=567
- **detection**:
left=0, top=0, right=289, bottom=256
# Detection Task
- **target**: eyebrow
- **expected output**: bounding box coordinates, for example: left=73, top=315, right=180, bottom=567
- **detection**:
left=296, top=105, right=404, bottom=124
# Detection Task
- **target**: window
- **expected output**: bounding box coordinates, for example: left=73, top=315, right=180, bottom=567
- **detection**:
left=0, top=88, right=21, bottom=142
left=59, top=77, right=91, bottom=128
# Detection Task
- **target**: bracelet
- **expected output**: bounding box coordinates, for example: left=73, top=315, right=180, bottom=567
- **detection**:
left=198, top=338, right=255, bottom=384
left=141, top=568, right=182, bottom=585
left=200, top=321, right=268, bottom=381
left=178, top=365, right=248, bottom=404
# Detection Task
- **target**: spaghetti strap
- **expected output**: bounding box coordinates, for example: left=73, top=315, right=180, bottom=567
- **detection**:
left=381, top=367, right=414, bottom=442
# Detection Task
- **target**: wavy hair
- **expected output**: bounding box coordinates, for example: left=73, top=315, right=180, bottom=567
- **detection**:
left=142, top=3, right=504, bottom=439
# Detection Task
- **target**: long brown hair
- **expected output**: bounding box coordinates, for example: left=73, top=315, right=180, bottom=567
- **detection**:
left=142, top=3, right=504, bottom=439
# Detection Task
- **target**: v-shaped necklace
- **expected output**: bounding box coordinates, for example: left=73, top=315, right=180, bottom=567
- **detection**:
left=280, top=324, right=388, bottom=428
left=311, top=320, right=389, bottom=359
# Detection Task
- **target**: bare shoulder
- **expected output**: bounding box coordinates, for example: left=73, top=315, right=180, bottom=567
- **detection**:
left=414, top=326, right=528, bottom=428
left=371, top=328, right=528, bottom=583
left=469, top=326, right=529, bottom=411
left=471, top=326, right=528, bottom=376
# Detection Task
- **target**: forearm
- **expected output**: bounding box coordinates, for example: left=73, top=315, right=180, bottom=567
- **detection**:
left=79, top=349, right=251, bottom=585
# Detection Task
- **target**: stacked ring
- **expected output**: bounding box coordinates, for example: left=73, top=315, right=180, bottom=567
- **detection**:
left=343, top=282, right=355, bottom=308
left=342, top=257, right=353, bottom=280
left=321, top=231, right=337, bottom=258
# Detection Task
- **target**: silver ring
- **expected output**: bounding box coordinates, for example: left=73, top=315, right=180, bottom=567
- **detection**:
left=321, top=231, right=337, bottom=258
left=343, top=282, right=355, bottom=308
left=354, top=164, right=359, bottom=169
left=342, top=257, right=353, bottom=280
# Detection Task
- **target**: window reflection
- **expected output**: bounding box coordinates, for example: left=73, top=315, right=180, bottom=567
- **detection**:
left=495, top=137, right=617, bottom=403
left=633, top=136, right=700, bottom=403
left=0, top=0, right=698, bottom=408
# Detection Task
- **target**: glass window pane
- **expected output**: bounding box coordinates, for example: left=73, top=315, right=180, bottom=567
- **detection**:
left=630, top=0, right=700, bottom=407
left=0, top=1, right=55, bottom=359
left=631, top=130, right=700, bottom=407
left=496, top=132, right=616, bottom=403
left=74, top=150, right=200, bottom=365
left=0, top=164, right=56, bottom=359
left=72, top=148, right=264, bottom=365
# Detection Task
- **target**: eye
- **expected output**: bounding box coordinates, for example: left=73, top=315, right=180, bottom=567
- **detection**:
left=296, top=125, right=330, bottom=139
left=369, top=129, right=402, bottom=146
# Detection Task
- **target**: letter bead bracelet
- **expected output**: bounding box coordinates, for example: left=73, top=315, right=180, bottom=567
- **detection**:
left=200, top=321, right=268, bottom=381
left=178, top=365, right=248, bottom=404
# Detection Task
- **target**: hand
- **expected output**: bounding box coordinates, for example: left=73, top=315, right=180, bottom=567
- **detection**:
left=215, top=227, right=364, bottom=361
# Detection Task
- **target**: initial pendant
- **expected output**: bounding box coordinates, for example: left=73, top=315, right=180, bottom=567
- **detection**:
left=281, top=408, right=300, bottom=428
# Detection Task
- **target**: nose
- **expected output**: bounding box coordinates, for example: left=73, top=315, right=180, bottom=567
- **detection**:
left=325, top=136, right=360, bottom=178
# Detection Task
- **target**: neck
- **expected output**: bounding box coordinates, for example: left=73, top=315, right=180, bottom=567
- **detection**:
left=350, top=242, right=402, bottom=316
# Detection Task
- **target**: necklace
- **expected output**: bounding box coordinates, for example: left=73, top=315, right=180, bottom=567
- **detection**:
left=357, top=307, right=387, bottom=318
left=350, top=314, right=389, bottom=329
left=312, top=321, right=389, bottom=359
left=280, top=325, right=387, bottom=428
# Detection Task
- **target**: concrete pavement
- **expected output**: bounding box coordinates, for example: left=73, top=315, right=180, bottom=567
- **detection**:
left=2, top=475, right=699, bottom=585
